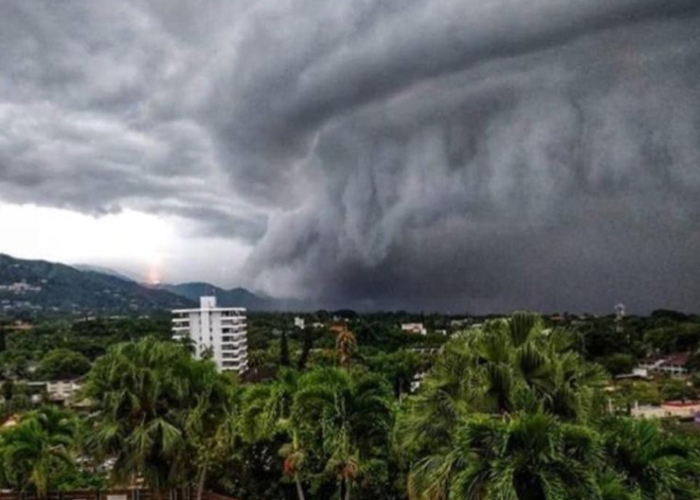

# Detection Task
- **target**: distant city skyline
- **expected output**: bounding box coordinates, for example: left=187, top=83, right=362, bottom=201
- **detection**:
left=1, top=1, right=699, bottom=313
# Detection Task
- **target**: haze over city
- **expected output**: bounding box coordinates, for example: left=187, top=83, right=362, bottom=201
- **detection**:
left=1, top=0, right=699, bottom=312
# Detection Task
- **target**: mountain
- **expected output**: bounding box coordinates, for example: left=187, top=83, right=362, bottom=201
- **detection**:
left=72, top=264, right=140, bottom=282
left=0, top=253, right=194, bottom=315
left=155, top=282, right=273, bottom=311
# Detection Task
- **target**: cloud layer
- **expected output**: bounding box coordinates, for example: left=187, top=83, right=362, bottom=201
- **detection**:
left=1, top=0, right=699, bottom=312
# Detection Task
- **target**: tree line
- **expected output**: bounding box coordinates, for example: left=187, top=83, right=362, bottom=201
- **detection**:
left=1, top=312, right=700, bottom=500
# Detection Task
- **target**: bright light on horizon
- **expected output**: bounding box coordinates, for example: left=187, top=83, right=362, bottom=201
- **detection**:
left=0, top=203, right=171, bottom=265
left=0, top=202, right=253, bottom=287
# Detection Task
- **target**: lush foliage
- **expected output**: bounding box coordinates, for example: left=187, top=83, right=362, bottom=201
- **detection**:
left=1, top=310, right=700, bottom=500
left=0, top=406, right=82, bottom=498
left=82, top=337, right=238, bottom=495
left=37, top=349, right=91, bottom=380
left=399, top=313, right=700, bottom=500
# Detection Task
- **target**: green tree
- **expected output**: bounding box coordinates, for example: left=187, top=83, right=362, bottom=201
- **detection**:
left=2, top=379, right=15, bottom=401
left=367, top=349, right=425, bottom=398
left=398, top=313, right=607, bottom=459
left=660, top=378, right=696, bottom=402
left=37, top=349, right=91, bottom=380
left=83, top=337, right=233, bottom=497
left=399, top=313, right=613, bottom=500
left=0, top=406, right=77, bottom=499
left=408, top=412, right=602, bottom=500
left=0, top=321, right=7, bottom=353
left=613, top=380, right=662, bottom=411
left=604, top=354, right=636, bottom=376
left=280, top=331, right=291, bottom=367
left=603, top=418, right=700, bottom=500
left=241, top=370, right=308, bottom=500
left=294, top=368, right=394, bottom=500
left=185, top=371, right=241, bottom=500
left=297, top=329, right=316, bottom=370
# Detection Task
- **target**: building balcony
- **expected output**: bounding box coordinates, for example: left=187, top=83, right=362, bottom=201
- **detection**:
left=220, top=323, right=245, bottom=328
left=221, top=323, right=246, bottom=332
left=221, top=332, right=246, bottom=340
left=221, top=346, right=247, bottom=356
left=221, top=355, right=247, bottom=364
left=221, top=339, right=246, bottom=347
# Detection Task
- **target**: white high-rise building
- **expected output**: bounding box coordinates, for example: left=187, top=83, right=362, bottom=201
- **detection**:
left=172, top=296, right=248, bottom=373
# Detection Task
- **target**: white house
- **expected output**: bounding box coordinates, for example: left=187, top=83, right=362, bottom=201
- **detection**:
left=294, top=317, right=306, bottom=329
left=632, top=401, right=700, bottom=420
left=401, top=323, right=427, bottom=336
left=172, top=296, right=248, bottom=373
left=637, top=353, right=691, bottom=376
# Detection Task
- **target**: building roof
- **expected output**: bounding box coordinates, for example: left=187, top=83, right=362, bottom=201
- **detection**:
left=172, top=306, right=246, bottom=313
left=662, top=400, right=700, bottom=408
left=665, top=353, right=692, bottom=366
left=640, top=352, right=692, bottom=367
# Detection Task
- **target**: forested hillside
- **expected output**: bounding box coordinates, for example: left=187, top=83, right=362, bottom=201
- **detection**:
left=0, top=254, right=193, bottom=315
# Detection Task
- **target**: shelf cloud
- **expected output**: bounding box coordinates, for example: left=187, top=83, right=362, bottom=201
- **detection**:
left=1, top=0, right=699, bottom=312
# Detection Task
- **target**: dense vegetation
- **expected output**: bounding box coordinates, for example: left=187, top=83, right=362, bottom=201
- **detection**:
left=1, top=311, right=700, bottom=500
left=0, top=253, right=193, bottom=315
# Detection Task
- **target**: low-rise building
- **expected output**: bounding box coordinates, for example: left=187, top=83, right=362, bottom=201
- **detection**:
left=47, top=380, right=83, bottom=404
left=401, top=323, right=427, bottom=336
left=614, top=368, right=652, bottom=381
left=637, top=353, right=691, bottom=375
left=22, top=379, right=85, bottom=407
left=632, top=400, right=700, bottom=420
left=294, top=317, right=305, bottom=329
left=0, top=281, right=42, bottom=293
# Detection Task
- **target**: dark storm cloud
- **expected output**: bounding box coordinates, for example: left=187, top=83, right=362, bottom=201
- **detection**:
left=0, top=1, right=266, bottom=239
left=1, top=0, right=699, bottom=312
left=234, top=1, right=700, bottom=312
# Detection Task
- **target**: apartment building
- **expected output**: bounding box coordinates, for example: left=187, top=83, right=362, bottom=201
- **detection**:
left=172, top=296, right=248, bottom=373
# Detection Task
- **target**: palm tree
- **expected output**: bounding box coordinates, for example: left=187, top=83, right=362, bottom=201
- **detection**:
left=335, top=328, right=357, bottom=367
left=294, top=368, right=394, bottom=500
left=0, top=406, right=77, bottom=499
left=241, top=370, right=308, bottom=500
left=325, top=425, right=359, bottom=500
left=399, top=313, right=611, bottom=500
left=408, top=412, right=602, bottom=500
left=602, top=418, right=700, bottom=500
left=398, top=313, right=607, bottom=459
left=83, top=337, right=230, bottom=497
left=184, top=368, right=241, bottom=500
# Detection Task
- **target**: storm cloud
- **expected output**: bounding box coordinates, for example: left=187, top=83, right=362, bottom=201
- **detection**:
left=1, top=0, right=699, bottom=312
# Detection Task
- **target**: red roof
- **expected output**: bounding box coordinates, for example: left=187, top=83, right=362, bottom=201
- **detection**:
left=664, top=353, right=691, bottom=366
left=663, top=400, right=700, bottom=407
left=641, top=352, right=691, bottom=366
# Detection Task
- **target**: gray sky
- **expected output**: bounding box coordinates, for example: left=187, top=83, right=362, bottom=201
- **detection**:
left=1, top=0, right=699, bottom=313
